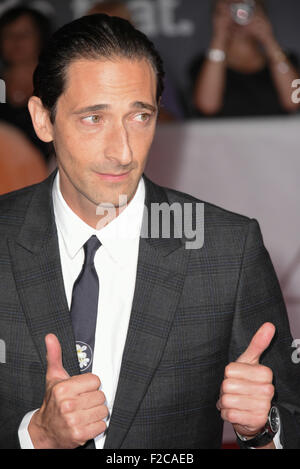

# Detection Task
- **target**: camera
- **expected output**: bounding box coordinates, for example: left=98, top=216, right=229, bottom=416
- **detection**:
left=230, top=0, right=255, bottom=25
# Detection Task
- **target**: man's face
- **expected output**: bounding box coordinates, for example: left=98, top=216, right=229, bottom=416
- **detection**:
left=50, top=57, right=158, bottom=221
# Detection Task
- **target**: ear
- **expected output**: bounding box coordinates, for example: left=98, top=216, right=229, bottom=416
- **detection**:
left=28, top=96, right=54, bottom=143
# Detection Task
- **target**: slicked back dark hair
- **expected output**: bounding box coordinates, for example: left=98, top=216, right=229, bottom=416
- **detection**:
left=33, top=14, right=165, bottom=123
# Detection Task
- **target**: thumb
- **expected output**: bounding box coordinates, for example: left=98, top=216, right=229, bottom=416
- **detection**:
left=236, top=322, right=276, bottom=365
left=45, top=333, right=69, bottom=383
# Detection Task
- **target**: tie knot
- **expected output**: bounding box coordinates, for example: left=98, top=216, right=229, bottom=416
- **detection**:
left=83, top=235, right=101, bottom=265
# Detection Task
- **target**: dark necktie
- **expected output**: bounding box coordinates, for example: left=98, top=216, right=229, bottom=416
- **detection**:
left=70, top=235, right=101, bottom=373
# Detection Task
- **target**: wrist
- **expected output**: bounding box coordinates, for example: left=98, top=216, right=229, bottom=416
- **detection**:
left=264, top=37, right=283, bottom=60
left=28, top=409, right=57, bottom=449
left=264, top=41, right=291, bottom=74
left=235, top=425, right=265, bottom=440
left=206, top=48, right=226, bottom=64
left=211, top=33, right=230, bottom=51
left=235, top=428, right=275, bottom=449
left=235, top=406, right=280, bottom=449
left=207, top=35, right=228, bottom=64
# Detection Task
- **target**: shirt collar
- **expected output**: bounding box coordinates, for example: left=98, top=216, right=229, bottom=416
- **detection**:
left=52, top=171, right=145, bottom=266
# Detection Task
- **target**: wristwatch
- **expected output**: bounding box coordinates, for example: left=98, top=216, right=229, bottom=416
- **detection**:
left=235, top=406, right=280, bottom=449
left=206, top=48, right=226, bottom=63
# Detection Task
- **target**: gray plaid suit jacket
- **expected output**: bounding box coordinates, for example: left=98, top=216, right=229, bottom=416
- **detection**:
left=0, top=171, right=300, bottom=449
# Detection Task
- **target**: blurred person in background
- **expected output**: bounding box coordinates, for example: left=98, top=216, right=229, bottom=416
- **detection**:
left=191, top=0, right=300, bottom=117
left=0, top=6, right=52, bottom=161
left=86, top=1, right=183, bottom=122
left=0, top=121, right=48, bottom=195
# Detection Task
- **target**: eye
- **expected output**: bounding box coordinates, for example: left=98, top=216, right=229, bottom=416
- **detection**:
left=82, top=115, right=102, bottom=125
left=134, top=112, right=151, bottom=123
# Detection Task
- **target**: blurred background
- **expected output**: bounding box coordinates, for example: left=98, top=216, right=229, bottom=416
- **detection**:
left=0, top=0, right=299, bottom=448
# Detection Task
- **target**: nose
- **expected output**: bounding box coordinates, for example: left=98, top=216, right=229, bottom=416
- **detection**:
left=104, top=120, right=133, bottom=167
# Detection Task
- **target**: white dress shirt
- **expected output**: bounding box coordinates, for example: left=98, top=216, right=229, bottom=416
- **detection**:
left=18, top=171, right=145, bottom=449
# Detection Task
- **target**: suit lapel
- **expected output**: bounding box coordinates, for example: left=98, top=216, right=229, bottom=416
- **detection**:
left=104, top=176, right=190, bottom=448
left=8, top=172, right=80, bottom=377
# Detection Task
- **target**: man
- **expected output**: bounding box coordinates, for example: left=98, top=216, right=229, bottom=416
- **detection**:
left=0, top=14, right=299, bottom=449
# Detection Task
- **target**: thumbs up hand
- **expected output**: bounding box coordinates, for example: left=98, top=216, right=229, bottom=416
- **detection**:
left=28, top=334, right=108, bottom=449
left=217, top=323, right=276, bottom=442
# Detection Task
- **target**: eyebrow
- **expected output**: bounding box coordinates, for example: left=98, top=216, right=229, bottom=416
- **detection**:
left=72, top=101, right=157, bottom=115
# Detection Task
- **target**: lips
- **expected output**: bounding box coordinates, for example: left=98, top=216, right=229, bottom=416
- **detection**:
left=95, top=171, right=131, bottom=181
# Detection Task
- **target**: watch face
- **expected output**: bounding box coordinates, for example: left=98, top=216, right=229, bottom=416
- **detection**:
left=270, top=406, right=280, bottom=433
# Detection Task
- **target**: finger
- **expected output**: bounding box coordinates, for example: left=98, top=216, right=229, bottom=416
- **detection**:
left=70, top=419, right=107, bottom=447
left=45, top=333, right=69, bottom=382
left=236, top=322, right=276, bottom=365
left=68, top=405, right=109, bottom=428
left=84, top=405, right=109, bottom=424
left=62, top=372, right=101, bottom=396
left=82, top=419, right=107, bottom=442
left=60, top=390, right=106, bottom=415
left=50, top=373, right=101, bottom=400
left=221, top=378, right=274, bottom=398
left=218, top=393, right=272, bottom=413
left=78, top=390, right=106, bottom=410
left=225, top=362, right=273, bottom=383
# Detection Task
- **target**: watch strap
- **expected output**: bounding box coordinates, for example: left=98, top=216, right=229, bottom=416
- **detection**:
left=236, top=428, right=275, bottom=449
